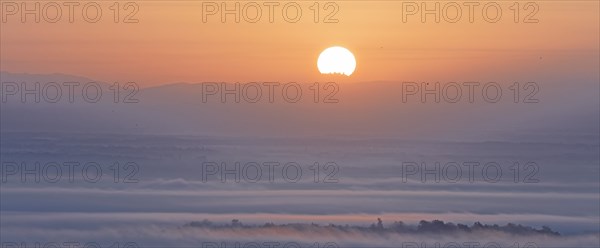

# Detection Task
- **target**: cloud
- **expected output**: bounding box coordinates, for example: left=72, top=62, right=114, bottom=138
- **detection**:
left=1, top=217, right=599, bottom=247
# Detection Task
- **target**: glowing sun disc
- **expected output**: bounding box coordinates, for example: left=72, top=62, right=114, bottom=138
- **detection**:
left=317, top=46, right=356, bottom=76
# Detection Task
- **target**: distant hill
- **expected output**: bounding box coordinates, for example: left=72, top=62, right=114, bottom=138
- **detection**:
left=2, top=71, right=598, bottom=143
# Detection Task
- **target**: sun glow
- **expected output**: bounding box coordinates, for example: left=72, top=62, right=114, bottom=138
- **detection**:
left=317, top=46, right=356, bottom=76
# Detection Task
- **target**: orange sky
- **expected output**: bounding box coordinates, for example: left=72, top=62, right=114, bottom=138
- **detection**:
left=1, top=1, right=598, bottom=87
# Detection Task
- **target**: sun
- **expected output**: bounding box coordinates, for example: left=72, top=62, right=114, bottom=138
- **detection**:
left=317, top=46, right=356, bottom=76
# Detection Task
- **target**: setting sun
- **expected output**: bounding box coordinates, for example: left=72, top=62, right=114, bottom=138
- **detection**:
left=317, top=46, right=356, bottom=76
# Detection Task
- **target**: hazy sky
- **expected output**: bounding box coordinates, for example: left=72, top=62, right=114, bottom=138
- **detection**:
left=1, top=1, right=598, bottom=86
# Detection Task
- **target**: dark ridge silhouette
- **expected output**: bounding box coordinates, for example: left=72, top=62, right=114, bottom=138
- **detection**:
left=184, top=218, right=560, bottom=236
